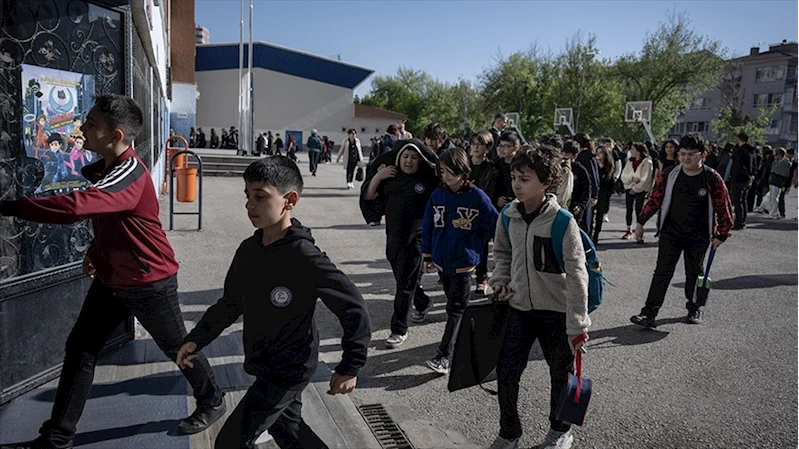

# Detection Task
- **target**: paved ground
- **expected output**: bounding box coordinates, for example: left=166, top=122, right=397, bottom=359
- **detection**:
left=166, top=156, right=798, bottom=449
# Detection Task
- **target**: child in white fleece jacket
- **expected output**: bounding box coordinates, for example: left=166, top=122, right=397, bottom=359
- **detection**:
left=487, top=145, right=590, bottom=449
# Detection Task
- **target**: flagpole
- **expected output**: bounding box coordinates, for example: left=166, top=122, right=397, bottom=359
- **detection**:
left=247, top=0, right=254, bottom=156
left=237, top=0, right=244, bottom=154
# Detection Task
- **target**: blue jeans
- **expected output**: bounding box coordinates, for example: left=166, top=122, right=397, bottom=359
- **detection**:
left=309, top=151, right=320, bottom=174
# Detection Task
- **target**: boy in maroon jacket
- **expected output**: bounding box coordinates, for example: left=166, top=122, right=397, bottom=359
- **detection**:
left=0, top=95, right=224, bottom=449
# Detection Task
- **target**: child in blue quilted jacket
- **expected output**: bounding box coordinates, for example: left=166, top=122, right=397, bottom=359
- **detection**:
left=421, top=147, right=499, bottom=375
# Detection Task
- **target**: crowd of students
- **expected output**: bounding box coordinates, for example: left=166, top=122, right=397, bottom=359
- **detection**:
left=0, top=94, right=793, bottom=449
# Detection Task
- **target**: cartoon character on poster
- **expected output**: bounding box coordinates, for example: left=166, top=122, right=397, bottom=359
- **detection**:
left=21, top=64, right=95, bottom=193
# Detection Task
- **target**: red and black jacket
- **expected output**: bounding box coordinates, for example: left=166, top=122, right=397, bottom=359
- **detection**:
left=638, top=164, right=733, bottom=241
left=1, top=148, right=179, bottom=289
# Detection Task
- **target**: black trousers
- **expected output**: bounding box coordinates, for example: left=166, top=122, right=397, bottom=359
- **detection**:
left=475, top=239, right=490, bottom=283
left=308, top=151, right=320, bottom=174
left=729, top=181, right=749, bottom=226
left=39, top=276, right=222, bottom=447
left=345, top=159, right=357, bottom=183
left=778, top=188, right=789, bottom=217
left=215, top=379, right=326, bottom=449
left=386, top=234, right=431, bottom=335
left=592, top=209, right=606, bottom=243
left=579, top=202, right=594, bottom=235
left=436, top=273, right=472, bottom=358
left=641, top=231, right=708, bottom=318
left=625, top=190, right=647, bottom=227
left=497, top=308, right=574, bottom=439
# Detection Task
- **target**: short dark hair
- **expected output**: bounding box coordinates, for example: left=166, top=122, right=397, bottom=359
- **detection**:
left=347, top=128, right=356, bottom=135
left=499, top=130, right=520, bottom=146
left=679, top=133, right=706, bottom=152
left=510, top=144, right=562, bottom=186
left=93, top=94, right=143, bottom=145
left=47, top=133, right=63, bottom=146
left=787, top=148, right=795, bottom=156
left=493, top=113, right=508, bottom=122
left=775, top=148, right=786, bottom=158
left=470, top=130, right=493, bottom=148
left=243, top=156, right=304, bottom=195
left=737, top=131, right=749, bottom=143
left=562, top=139, right=581, bottom=156
left=423, top=122, right=448, bottom=141
left=573, top=132, right=594, bottom=153
left=538, top=134, right=563, bottom=150
left=437, top=147, right=471, bottom=179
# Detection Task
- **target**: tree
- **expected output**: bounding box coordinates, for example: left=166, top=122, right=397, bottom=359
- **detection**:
left=613, top=11, right=726, bottom=141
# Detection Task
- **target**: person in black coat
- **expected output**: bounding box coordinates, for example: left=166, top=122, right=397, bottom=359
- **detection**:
left=562, top=140, right=590, bottom=225
left=729, top=132, right=756, bottom=229
left=573, top=133, right=600, bottom=234
left=487, top=113, right=507, bottom=163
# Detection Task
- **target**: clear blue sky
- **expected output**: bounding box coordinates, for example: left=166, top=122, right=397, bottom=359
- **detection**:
left=195, top=1, right=798, bottom=97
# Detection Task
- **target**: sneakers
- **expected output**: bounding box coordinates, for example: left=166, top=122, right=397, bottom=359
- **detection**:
left=603, top=215, right=610, bottom=222
left=176, top=396, right=227, bottom=435
left=621, top=229, right=633, bottom=240
left=686, top=309, right=702, bottom=324
left=368, top=220, right=381, bottom=226
left=539, top=428, right=574, bottom=449
left=425, top=356, right=450, bottom=375
left=488, top=435, right=519, bottom=449
left=411, top=301, right=434, bottom=323
left=346, top=182, right=354, bottom=189
left=630, top=314, right=656, bottom=328
left=385, top=333, right=408, bottom=349
left=474, top=280, right=488, bottom=296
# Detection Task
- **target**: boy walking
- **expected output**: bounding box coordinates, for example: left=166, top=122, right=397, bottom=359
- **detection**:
left=630, top=133, right=733, bottom=327
left=488, top=145, right=590, bottom=449
left=468, top=130, right=500, bottom=295
left=177, top=157, right=371, bottom=448
left=0, top=94, right=224, bottom=449
left=421, top=147, right=499, bottom=374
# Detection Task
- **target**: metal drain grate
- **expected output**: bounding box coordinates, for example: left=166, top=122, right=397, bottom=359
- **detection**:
left=358, top=403, right=414, bottom=449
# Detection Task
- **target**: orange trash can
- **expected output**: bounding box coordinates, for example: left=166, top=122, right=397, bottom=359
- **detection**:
left=176, top=167, right=198, bottom=202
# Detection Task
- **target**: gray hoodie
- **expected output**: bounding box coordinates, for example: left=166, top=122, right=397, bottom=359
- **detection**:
left=489, top=195, right=590, bottom=335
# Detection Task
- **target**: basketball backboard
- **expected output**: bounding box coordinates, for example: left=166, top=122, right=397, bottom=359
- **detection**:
left=554, top=108, right=575, bottom=136
left=625, top=101, right=652, bottom=123
left=504, top=112, right=525, bottom=143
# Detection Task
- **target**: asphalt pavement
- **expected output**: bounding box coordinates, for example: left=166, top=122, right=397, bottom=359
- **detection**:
left=164, top=156, right=798, bottom=449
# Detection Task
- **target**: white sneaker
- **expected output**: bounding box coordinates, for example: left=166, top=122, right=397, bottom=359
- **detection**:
left=347, top=182, right=354, bottom=189
left=603, top=215, right=610, bottom=222
left=539, top=428, right=574, bottom=449
left=385, top=333, right=407, bottom=349
left=488, top=435, right=519, bottom=449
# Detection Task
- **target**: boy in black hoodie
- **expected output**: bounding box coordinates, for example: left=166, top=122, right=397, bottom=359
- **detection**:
left=177, top=157, right=371, bottom=449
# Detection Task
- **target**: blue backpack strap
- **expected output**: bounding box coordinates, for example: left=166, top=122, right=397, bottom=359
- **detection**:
left=500, top=203, right=512, bottom=247
left=551, top=208, right=573, bottom=269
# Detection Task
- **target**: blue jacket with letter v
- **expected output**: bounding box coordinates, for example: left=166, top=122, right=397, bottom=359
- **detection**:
left=421, top=183, right=499, bottom=276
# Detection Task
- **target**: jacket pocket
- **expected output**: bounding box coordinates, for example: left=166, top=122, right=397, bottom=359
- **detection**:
left=130, top=249, right=151, bottom=274
left=533, top=236, right=564, bottom=274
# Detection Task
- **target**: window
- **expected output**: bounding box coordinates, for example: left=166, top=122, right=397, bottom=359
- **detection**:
left=753, top=93, right=783, bottom=108
left=788, top=65, right=797, bottom=82
left=756, top=66, right=786, bottom=83
left=689, top=97, right=712, bottom=110
left=670, top=122, right=687, bottom=135
left=767, top=119, right=781, bottom=135
left=698, top=122, right=707, bottom=132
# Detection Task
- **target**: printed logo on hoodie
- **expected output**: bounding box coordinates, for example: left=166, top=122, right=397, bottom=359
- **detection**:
left=270, top=286, right=293, bottom=308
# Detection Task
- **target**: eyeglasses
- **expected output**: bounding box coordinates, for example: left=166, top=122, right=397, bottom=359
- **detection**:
left=498, top=143, right=515, bottom=150
left=470, top=142, right=486, bottom=148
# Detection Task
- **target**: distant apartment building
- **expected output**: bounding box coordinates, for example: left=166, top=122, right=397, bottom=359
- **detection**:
left=195, top=25, right=210, bottom=44
left=671, top=40, right=797, bottom=148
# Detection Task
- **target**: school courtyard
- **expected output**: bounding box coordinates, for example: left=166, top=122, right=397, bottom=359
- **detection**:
left=1, top=155, right=796, bottom=449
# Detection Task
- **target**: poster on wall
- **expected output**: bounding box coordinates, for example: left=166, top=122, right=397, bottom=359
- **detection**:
left=20, top=64, right=98, bottom=194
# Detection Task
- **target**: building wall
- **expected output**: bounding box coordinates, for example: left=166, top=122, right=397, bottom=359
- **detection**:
left=170, top=82, right=197, bottom=142
left=195, top=68, right=355, bottom=145
left=170, top=0, right=195, bottom=83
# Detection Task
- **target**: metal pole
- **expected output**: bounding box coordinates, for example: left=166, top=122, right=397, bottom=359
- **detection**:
left=576, top=65, right=586, bottom=134
left=247, top=0, right=254, bottom=156
left=238, top=0, right=244, bottom=153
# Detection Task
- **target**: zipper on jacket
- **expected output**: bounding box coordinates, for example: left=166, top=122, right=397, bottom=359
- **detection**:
left=130, top=249, right=151, bottom=274
left=525, top=221, right=533, bottom=309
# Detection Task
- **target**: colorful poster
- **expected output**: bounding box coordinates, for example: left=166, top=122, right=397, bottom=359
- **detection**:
left=20, top=64, right=97, bottom=193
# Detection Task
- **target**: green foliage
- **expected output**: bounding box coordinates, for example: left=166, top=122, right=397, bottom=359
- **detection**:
left=712, top=104, right=778, bottom=144
left=362, top=10, right=728, bottom=144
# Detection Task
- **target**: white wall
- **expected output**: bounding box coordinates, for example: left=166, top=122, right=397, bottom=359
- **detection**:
left=196, top=68, right=355, bottom=145
left=352, top=117, right=407, bottom=143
